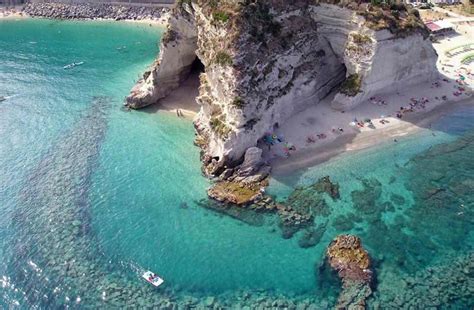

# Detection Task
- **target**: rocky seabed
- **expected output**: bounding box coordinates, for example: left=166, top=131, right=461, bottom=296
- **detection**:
left=23, top=2, right=170, bottom=21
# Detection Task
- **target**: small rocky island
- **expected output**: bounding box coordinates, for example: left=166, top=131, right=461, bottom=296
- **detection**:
left=327, top=234, right=373, bottom=309
left=127, top=0, right=438, bottom=188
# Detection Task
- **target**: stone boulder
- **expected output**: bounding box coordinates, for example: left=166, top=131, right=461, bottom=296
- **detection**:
left=238, top=147, right=264, bottom=177
left=327, top=234, right=373, bottom=309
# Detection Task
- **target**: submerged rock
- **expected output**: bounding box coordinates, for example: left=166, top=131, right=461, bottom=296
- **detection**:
left=298, top=224, right=327, bottom=248
left=313, top=176, right=340, bottom=200
left=351, top=178, right=383, bottom=220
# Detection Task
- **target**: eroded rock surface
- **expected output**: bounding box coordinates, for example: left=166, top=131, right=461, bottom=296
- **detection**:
left=127, top=0, right=438, bottom=177
left=327, top=234, right=373, bottom=309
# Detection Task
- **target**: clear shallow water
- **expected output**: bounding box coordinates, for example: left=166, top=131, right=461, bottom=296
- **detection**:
left=0, top=18, right=473, bottom=308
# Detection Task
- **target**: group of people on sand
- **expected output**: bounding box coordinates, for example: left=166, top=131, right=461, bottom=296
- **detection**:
left=351, top=118, right=376, bottom=129
left=306, top=133, right=327, bottom=144
left=306, top=127, right=345, bottom=145
left=263, top=132, right=297, bottom=158
left=397, top=97, right=430, bottom=118
left=176, top=109, right=184, bottom=117
left=369, top=96, right=387, bottom=106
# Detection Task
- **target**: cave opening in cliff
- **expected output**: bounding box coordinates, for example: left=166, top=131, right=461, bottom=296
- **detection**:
left=154, top=56, right=204, bottom=113
left=190, top=56, right=205, bottom=74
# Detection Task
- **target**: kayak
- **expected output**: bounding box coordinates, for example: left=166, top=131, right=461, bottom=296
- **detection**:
left=142, top=271, right=164, bottom=287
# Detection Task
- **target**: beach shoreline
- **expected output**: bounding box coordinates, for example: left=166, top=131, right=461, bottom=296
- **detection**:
left=266, top=20, right=474, bottom=176
left=0, top=4, right=169, bottom=27
left=4, top=3, right=473, bottom=178
left=270, top=97, right=474, bottom=176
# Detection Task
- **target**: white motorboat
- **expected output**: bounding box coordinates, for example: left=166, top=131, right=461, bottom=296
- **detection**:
left=142, top=271, right=164, bottom=287
left=63, top=61, right=84, bottom=70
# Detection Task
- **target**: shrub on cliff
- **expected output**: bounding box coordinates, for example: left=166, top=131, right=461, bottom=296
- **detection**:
left=177, top=0, right=192, bottom=5
left=210, top=116, right=232, bottom=138
left=241, top=1, right=281, bottom=43
left=231, top=96, right=245, bottom=108
left=162, top=29, right=178, bottom=46
left=351, top=33, right=372, bottom=45
left=214, top=51, right=233, bottom=66
left=212, top=10, right=230, bottom=23
left=340, top=74, right=361, bottom=97
left=359, top=5, right=427, bottom=37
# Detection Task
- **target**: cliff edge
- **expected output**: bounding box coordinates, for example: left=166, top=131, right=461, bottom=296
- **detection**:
left=126, top=0, right=438, bottom=178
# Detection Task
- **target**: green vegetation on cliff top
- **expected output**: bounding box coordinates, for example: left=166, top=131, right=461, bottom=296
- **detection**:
left=177, top=0, right=426, bottom=37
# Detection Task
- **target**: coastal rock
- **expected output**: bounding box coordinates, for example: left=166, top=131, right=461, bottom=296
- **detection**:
left=371, top=253, right=474, bottom=308
left=207, top=181, right=262, bottom=206
left=298, top=224, right=327, bottom=249
left=237, top=147, right=264, bottom=177
left=23, top=3, right=169, bottom=21
left=127, top=1, right=438, bottom=176
left=127, top=11, right=198, bottom=109
left=327, top=234, right=373, bottom=309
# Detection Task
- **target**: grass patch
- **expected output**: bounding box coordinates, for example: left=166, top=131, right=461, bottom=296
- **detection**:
left=231, top=96, right=245, bottom=108
left=340, top=74, right=362, bottom=97
left=210, top=116, right=232, bottom=138
left=461, top=53, right=474, bottom=65
left=213, top=10, right=230, bottom=23
left=209, top=181, right=260, bottom=205
left=214, top=51, right=233, bottom=66
left=351, top=33, right=372, bottom=44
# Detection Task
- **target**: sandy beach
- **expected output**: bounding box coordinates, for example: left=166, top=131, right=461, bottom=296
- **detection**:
left=0, top=6, right=26, bottom=19
left=142, top=71, right=200, bottom=119
left=264, top=19, right=474, bottom=175
left=0, top=5, right=169, bottom=26
left=270, top=97, right=473, bottom=175
left=5, top=3, right=472, bottom=171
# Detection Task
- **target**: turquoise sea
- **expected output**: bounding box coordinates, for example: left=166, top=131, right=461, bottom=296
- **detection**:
left=0, top=18, right=472, bottom=308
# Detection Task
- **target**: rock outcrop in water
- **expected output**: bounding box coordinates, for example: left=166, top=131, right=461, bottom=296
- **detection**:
left=327, top=234, right=373, bottom=309
left=126, top=0, right=438, bottom=178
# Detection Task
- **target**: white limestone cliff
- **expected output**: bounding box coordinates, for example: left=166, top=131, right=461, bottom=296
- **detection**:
left=126, top=1, right=438, bottom=177
left=126, top=9, right=198, bottom=109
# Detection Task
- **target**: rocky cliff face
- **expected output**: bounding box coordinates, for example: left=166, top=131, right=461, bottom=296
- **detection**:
left=126, top=0, right=438, bottom=176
